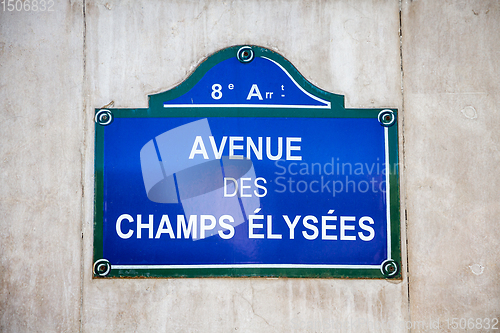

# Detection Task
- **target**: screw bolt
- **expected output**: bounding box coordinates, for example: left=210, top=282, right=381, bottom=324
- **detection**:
left=237, top=46, right=254, bottom=63
left=95, top=110, right=113, bottom=126
left=378, top=110, right=396, bottom=127
left=381, top=259, right=399, bottom=277
left=93, top=259, right=111, bottom=277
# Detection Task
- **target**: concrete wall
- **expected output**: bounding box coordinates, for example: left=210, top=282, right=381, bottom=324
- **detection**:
left=0, top=2, right=84, bottom=332
left=0, top=0, right=498, bottom=332
left=402, top=0, right=500, bottom=329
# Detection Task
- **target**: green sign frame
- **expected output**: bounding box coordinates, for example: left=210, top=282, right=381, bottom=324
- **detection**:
left=93, top=45, right=401, bottom=279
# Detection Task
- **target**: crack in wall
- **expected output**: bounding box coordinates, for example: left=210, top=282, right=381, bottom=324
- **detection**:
left=399, top=1, right=411, bottom=332
left=79, top=0, right=87, bottom=332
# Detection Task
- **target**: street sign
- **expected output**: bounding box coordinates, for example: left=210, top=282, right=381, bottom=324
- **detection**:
left=93, top=45, right=401, bottom=279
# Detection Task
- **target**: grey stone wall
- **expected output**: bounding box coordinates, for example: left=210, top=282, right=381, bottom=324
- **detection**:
left=1, top=0, right=498, bottom=332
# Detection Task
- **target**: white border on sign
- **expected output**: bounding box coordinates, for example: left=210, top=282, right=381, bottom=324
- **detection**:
left=110, top=127, right=392, bottom=272
left=385, top=126, right=391, bottom=260
left=163, top=57, right=331, bottom=109
left=112, top=264, right=381, bottom=270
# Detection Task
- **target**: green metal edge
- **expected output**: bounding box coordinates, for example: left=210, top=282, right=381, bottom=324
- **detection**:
left=105, top=267, right=386, bottom=279
left=93, top=122, right=105, bottom=266
left=92, top=45, right=402, bottom=279
left=148, top=45, right=345, bottom=115
left=104, top=107, right=379, bottom=119
left=93, top=113, right=401, bottom=279
left=388, top=118, right=402, bottom=277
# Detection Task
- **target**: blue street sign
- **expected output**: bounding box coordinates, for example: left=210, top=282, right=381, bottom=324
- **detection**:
left=93, top=46, right=400, bottom=279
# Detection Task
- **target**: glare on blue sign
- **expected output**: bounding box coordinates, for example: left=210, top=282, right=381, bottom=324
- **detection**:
left=93, top=46, right=400, bottom=279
